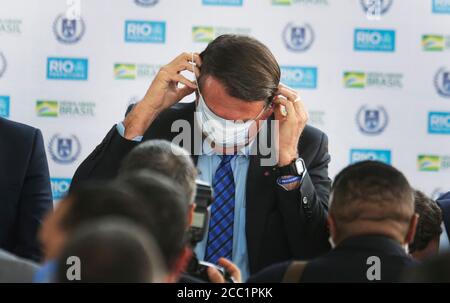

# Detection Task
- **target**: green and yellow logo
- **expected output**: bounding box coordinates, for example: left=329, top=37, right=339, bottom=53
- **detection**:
left=192, top=26, right=215, bottom=43
left=114, top=64, right=136, bottom=80
left=418, top=155, right=441, bottom=172
left=36, top=100, right=59, bottom=117
left=343, top=71, right=366, bottom=88
left=272, top=0, right=292, bottom=5
left=422, top=35, right=444, bottom=51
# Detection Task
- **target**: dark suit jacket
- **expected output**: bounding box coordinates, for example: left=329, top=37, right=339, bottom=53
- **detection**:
left=437, top=192, right=450, bottom=242
left=0, top=118, right=53, bottom=262
left=247, top=235, right=417, bottom=283
left=71, top=102, right=331, bottom=274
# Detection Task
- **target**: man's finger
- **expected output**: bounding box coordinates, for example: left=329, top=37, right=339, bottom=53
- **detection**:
left=273, top=103, right=284, bottom=120
left=173, top=74, right=197, bottom=89
left=179, top=62, right=201, bottom=78
left=273, top=96, right=288, bottom=118
left=207, top=266, right=225, bottom=283
left=278, top=86, right=299, bottom=103
left=275, top=95, right=296, bottom=119
left=278, top=83, right=297, bottom=94
left=283, top=98, right=297, bottom=120
left=170, top=52, right=188, bottom=66
left=291, top=97, right=305, bottom=116
left=176, top=85, right=195, bottom=100
left=293, top=98, right=308, bottom=121
left=192, top=53, right=202, bottom=67
left=278, top=85, right=305, bottom=116
left=218, top=258, right=242, bottom=283
left=181, top=52, right=202, bottom=67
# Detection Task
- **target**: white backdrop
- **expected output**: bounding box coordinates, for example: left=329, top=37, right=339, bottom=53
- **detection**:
left=1, top=0, right=450, bottom=201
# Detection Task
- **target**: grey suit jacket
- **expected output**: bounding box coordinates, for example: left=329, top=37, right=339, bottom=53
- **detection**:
left=0, top=249, right=39, bottom=283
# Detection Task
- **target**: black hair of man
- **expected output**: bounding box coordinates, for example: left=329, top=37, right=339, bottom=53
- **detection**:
left=56, top=218, right=166, bottom=283
left=60, top=181, right=153, bottom=237
left=117, top=170, right=188, bottom=270
left=330, top=161, right=414, bottom=238
left=199, top=34, right=280, bottom=104
left=409, top=190, right=442, bottom=253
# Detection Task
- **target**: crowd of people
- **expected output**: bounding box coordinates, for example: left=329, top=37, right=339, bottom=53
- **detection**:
left=1, top=35, right=450, bottom=283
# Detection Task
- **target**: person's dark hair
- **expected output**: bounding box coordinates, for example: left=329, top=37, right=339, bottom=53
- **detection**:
left=60, top=181, right=152, bottom=235
left=409, top=190, right=442, bottom=253
left=120, top=140, right=197, bottom=205
left=330, top=161, right=414, bottom=228
left=56, top=218, right=166, bottom=283
left=199, top=34, right=280, bottom=103
left=118, top=170, right=188, bottom=270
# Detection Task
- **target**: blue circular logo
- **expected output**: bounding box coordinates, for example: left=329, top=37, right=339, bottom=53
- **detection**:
left=434, top=67, right=450, bottom=98
left=360, top=0, right=393, bottom=15
left=0, top=52, right=6, bottom=78
left=134, top=0, right=159, bottom=6
left=48, top=134, right=81, bottom=164
left=53, top=14, right=85, bottom=44
left=283, top=23, right=314, bottom=52
left=356, top=105, right=388, bottom=135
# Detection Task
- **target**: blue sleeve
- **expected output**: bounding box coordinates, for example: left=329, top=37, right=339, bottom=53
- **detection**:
left=116, top=122, right=143, bottom=142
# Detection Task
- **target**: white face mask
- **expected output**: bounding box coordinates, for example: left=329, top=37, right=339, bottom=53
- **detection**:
left=191, top=53, right=267, bottom=148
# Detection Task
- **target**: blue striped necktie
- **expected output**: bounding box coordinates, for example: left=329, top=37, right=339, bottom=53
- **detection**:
left=205, top=155, right=235, bottom=264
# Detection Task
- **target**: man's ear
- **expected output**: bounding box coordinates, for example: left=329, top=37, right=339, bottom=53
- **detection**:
left=166, top=246, right=193, bottom=283
left=327, top=214, right=338, bottom=245
left=405, top=213, right=419, bottom=244
left=187, top=203, right=196, bottom=228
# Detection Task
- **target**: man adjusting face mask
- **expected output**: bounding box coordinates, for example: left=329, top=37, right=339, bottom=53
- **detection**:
left=72, top=35, right=330, bottom=282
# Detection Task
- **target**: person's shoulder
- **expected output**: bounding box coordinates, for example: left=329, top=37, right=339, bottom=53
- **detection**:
left=143, top=101, right=196, bottom=139
left=246, top=261, right=291, bottom=283
left=0, top=249, right=38, bottom=267
left=0, top=118, right=37, bottom=139
left=437, top=191, right=450, bottom=202
left=0, top=249, right=39, bottom=283
left=0, top=117, right=37, bottom=135
left=300, top=124, right=327, bottom=145
left=156, top=101, right=196, bottom=123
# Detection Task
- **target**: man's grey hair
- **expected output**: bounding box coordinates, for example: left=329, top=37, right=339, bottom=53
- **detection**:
left=120, top=140, right=197, bottom=205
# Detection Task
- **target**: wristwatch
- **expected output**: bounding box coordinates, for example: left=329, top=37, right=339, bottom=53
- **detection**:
left=277, top=158, right=307, bottom=179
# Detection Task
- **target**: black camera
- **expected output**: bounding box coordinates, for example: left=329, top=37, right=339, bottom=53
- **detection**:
left=188, top=180, right=213, bottom=245
left=185, top=180, right=234, bottom=283
left=186, top=258, right=235, bottom=283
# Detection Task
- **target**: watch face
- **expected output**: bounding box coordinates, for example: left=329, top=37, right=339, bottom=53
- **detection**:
left=295, top=159, right=305, bottom=175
